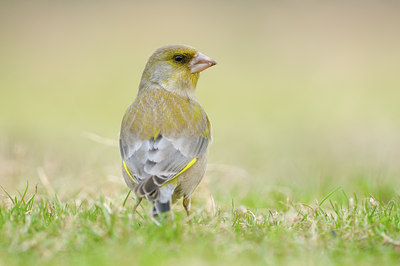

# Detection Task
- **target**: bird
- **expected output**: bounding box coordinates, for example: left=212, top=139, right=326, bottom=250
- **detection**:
left=119, top=44, right=216, bottom=220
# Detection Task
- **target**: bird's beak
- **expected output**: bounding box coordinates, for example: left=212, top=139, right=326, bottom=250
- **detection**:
left=190, top=52, right=217, bottom=74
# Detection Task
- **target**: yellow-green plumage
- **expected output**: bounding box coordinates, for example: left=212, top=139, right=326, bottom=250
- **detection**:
left=119, top=44, right=216, bottom=219
left=122, top=88, right=211, bottom=141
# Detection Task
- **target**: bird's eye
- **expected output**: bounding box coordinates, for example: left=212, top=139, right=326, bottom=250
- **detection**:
left=173, top=55, right=185, bottom=63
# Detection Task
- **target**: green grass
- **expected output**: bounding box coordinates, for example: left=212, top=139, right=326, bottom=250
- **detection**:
left=1, top=184, right=400, bottom=265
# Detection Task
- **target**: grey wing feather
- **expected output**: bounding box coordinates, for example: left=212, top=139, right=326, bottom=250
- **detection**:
left=120, top=133, right=209, bottom=198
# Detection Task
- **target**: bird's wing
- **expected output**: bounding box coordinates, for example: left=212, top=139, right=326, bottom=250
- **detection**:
left=120, top=133, right=209, bottom=198
left=119, top=89, right=211, bottom=198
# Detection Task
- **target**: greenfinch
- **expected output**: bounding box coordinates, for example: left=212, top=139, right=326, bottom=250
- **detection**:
left=119, top=44, right=216, bottom=219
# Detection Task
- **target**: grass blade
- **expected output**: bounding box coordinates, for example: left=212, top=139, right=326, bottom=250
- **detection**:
left=319, top=186, right=341, bottom=207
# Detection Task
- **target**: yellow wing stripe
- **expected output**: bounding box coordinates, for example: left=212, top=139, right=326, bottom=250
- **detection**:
left=123, top=160, right=135, bottom=183
left=123, top=157, right=197, bottom=185
left=165, top=157, right=197, bottom=186
left=174, top=157, right=197, bottom=179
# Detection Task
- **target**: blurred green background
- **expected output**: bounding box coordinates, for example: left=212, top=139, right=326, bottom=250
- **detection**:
left=1, top=0, right=400, bottom=207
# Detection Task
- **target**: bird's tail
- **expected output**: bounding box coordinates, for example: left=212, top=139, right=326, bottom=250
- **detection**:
left=151, top=184, right=176, bottom=221
left=134, top=176, right=176, bottom=221
left=152, top=200, right=171, bottom=218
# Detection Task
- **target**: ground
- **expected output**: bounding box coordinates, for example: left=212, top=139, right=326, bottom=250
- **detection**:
left=1, top=181, right=400, bottom=265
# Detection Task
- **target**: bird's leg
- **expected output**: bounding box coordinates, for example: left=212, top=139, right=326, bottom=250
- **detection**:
left=183, top=196, right=191, bottom=217
left=133, top=196, right=143, bottom=213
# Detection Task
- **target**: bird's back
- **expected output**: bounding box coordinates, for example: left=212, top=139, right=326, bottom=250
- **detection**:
left=121, top=88, right=210, bottom=142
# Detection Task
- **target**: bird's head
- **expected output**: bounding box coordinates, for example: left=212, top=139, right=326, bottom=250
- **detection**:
left=139, top=44, right=217, bottom=96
